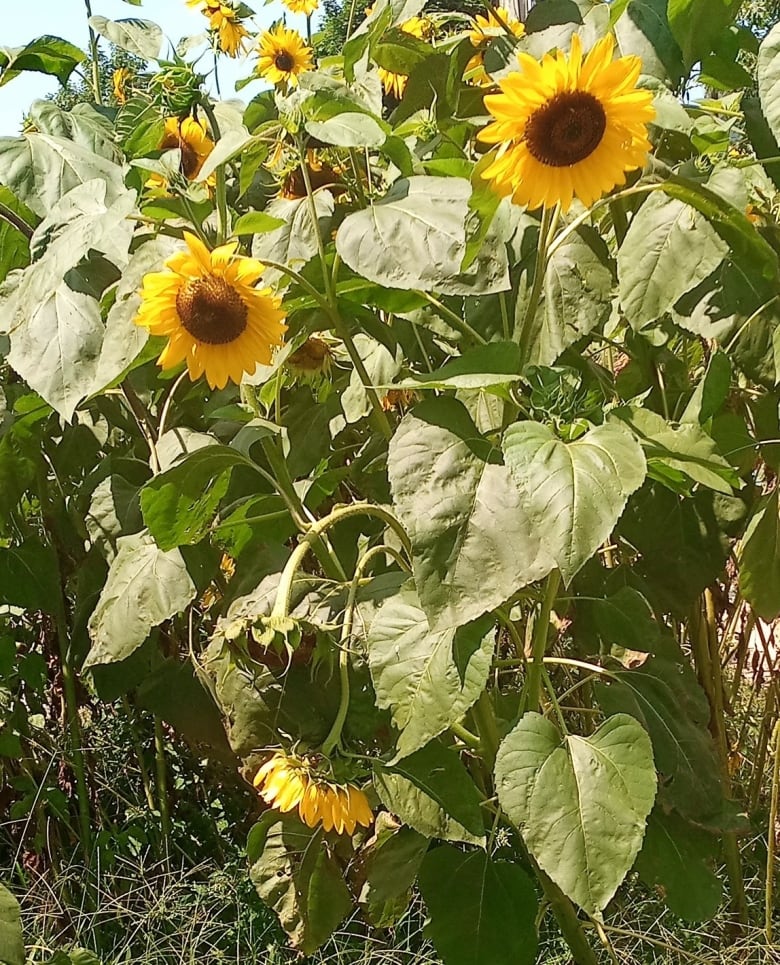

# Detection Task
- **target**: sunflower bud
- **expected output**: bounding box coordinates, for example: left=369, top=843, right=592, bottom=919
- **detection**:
left=149, top=64, right=205, bottom=115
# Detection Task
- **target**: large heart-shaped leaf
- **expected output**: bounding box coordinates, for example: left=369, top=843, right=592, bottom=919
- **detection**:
left=667, top=0, right=741, bottom=68
left=367, top=581, right=494, bottom=760
left=495, top=712, right=656, bottom=917
left=418, top=846, right=538, bottom=965
left=85, top=531, right=196, bottom=668
left=389, top=397, right=553, bottom=630
left=88, top=15, right=163, bottom=60
left=502, top=421, right=646, bottom=584
left=759, top=23, right=780, bottom=144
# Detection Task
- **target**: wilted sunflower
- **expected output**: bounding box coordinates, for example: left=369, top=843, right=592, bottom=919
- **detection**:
left=187, top=0, right=250, bottom=56
left=376, top=14, right=434, bottom=100
left=146, top=116, right=215, bottom=191
left=135, top=232, right=287, bottom=389
left=256, top=26, right=313, bottom=87
left=112, top=67, right=132, bottom=105
left=282, top=0, right=319, bottom=14
left=466, top=7, right=524, bottom=86
left=286, top=336, right=333, bottom=379
left=281, top=150, right=343, bottom=199
left=478, top=33, right=655, bottom=212
left=254, top=752, right=373, bottom=835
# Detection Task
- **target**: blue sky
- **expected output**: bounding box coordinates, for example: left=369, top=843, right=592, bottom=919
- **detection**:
left=0, top=0, right=310, bottom=135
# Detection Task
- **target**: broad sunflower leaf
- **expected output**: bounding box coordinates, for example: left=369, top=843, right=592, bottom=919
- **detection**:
left=495, top=712, right=656, bottom=917
left=613, top=0, right=684, bottom=86
left=759, top=24, right=780, bottom=146
left=357, top=820, right=427, bottom=928
left=634, top=808, right=722, bottom=922
left=252, top=192, right=335, bottom=272
left=738, top=489, right=780, bottom=622
left=0, top=187, right=30, bottom=284
left=88, top=16, right=163, bottom=60
left=588, top=586, right=662, bottom=655
left=667, top=0, right=741, bottom=69
left=0, top=35, right=85, bottom=88
left=26, top=100, right=119, bottom=161
left=502, top=421, right=646, bottom=585
left=0, top=882, right=24, bottom=965
left=418, top=847, right=538, bottom=965
left=390, top=341, right=522, bottom=392
left=84, top=531, right=196, bottom=668
left=0, top=132, right=126, bottom=219
left=594, top=655, right=723, bottom=820
left=388, top=397, right=553, bottom=631
left=367, top=581, right=494, bottom=761
left=617, top=190, right=728, bottom=331
left=248, top=814, right=353, bottom=956
left=0, top=539, right=60, bottom=615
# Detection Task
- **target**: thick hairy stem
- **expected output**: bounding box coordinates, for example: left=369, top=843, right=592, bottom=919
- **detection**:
left=83, top=0, right=103, bottom=105
left=525, top=570, right=561, bottom=713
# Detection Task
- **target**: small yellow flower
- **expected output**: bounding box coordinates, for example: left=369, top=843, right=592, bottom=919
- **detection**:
left=146, top=116, right=215, bottom=192
left=478, top=33, right=655, bottom=212
left=465, top=7, right=524, bottom=86
left=283, top=0, right=320, bottom=14
left=256, top=25, right=314, bottom=87
left=112, top=67, right=132, bottom=105
left=377, top=15, right=434, bottom=100
left=254, top=752, right=374, bottom=835
left=135, top=232, right=287, bottom=390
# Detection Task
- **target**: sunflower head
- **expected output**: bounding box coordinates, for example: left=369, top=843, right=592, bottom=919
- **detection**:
left=466, top=7, right=524, bottom=86
left=145, top=116, right=215, bottom=193
left=135, top=232, right=287, bottom=390
left=477, top=33, right=655, bottom=212
left=112, top=67, right=132, bottom=105
left=256, top=26, right=314, bottom=87
left=286, top=336, right=333, bottom=379
left=283, top=0, right=320, bottom=15
left=254, top=752, right=374, bottom=835
left=280, top=150, right=343, bottom=199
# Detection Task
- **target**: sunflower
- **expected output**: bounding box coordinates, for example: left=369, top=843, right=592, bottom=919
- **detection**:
left=281, top=150, right=343, bottom=199
left=256, top=26, right=314, bottom=87
left=478, top=33, right=655, bottom=212
left=135, top=232, right=287, bottom=389
left=376, top=15, right=434, bottom=100
left=254, top=752, right=374, bottom=835
left=286, top=336, right=333, bottom=379
left=112, top=67, right=132, bottom=105
left=187, top=0, right=250, bottom=56
left=465, top=7, right=524, bottom=86
left=146, top=116, right=215, bottom=191
left=283, top=0, right=320, bottom=14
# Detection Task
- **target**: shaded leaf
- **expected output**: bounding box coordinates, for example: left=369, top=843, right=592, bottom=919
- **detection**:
left=0, top=883, right=23, bottom=965
left=758, top=23, right=780, bottom=146
left=738, top=489, right=780, bottom=621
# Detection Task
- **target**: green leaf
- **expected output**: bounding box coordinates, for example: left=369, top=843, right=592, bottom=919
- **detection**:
left=306, top=110, right=386, bottom=148
left=667, top=0, right=741, bottom=68
left=367, top=582, right=494, bottom=761
left=0, top=540, right=60, bottom=614
left=252, top=192, right=334, bottom=271
left=341, top=334, right=401, bottom=424
left=336, top=176, right=508, bottom=295
left=502, top=421, right=646, bottom=585
left=0, top=188, right=30, bottom=284
left=85, top=531, right=196, bottom=668
left=758, top=24, right=780, bottom=146
left=634, top=809, right=722, bottom=921
left=374, top=29, right=434, bottom=74
left=743, top=95, right=780, bottom=192
left=141, top=445, right=251, bottom=551
left=495, top=712, right=656, bottom=917
left=379, top=738, right=484, bottom=834
left=524, top=225, right=613, bottom=366
left=3, top=181, right=136, bottom=419
left=589, top=587, right=661, bottom=654
left=0, top=883, right=24, bottom=965
left=0, top=131, right=126, bottom=219
left=613, top=0, right=684, bottom=87
left=357, top=822, right=427, bottom=927
left=392, top=341, right=522, bottom=391
left=389, top=397, right=553, bottom=631
left=617, top=190, right=728, bottom=331
left=88, top=16, right=163, bottom=59
left=0, top=36, right=86, bottom=88
left=738, top=489, right=780, bottom=621
left=418, top=847, right=538, bottom=965
left=594, top=656, right=723, bottom=820
left=248, top=814, right=353, bottom=955
left=26, top=101, right=118, bottom=160
left=233, top=211, right=286, bottom=235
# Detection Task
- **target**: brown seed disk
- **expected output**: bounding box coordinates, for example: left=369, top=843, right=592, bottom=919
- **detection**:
left=176, top=275, right=248, bottom=344
left=274, top=51, right=295, bottom=73
left=524, top=90, right=607, bottom=167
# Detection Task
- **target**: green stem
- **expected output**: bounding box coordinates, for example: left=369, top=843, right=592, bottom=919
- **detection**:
left=450, top=720, right=481, bottom=749
left=415, top=291, right=488, bottom=345
left=472, top=690, right=501, bottom=772
left=153, top=716, right=171, bottom=858
left=767, top=719, right=780, bottom=943
left=272, top=503, right=411, bottom=619
left=83, top=0, right=103, bottom=105
left=200, top=98, right=229, bottom=244
left=525, top=570, right=561, bottom=713
left=517, top=206, right=558, bottom=360
left=0, top=201, right=33, bottom=239
left=333, top=315, right=393, bottom=440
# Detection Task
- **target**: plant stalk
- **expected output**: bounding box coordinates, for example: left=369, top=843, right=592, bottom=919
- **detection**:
left=525, top=570, right=561, bottom=713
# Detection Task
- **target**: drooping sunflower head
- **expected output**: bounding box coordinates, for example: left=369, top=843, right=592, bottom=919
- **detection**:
left=478, top=33, right=655, bottom=213
left=135, top=232, right=287, bottom=390
left=283, top=0, right=320, bottom=15
left=254, top=752, right=374, bottom=835
left=280, top=150, right=343, bottom=199
left=465, top=7, right=524, bottom=86
left=256, top=26, right=314, bottom=87
left=188, top=0, right=250, bottom=56
left=112, top=67, right=132, bottom=105
left=286, top=335, right=334, bottom=381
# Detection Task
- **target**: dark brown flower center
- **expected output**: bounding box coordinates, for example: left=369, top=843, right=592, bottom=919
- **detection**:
left=274, top=51, right=295, bottom=73
left=160, top=129, right=201, bottom=179
left=176, top=275, right=248, bottom=345
left=524, top=90, right=607, bottom=167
